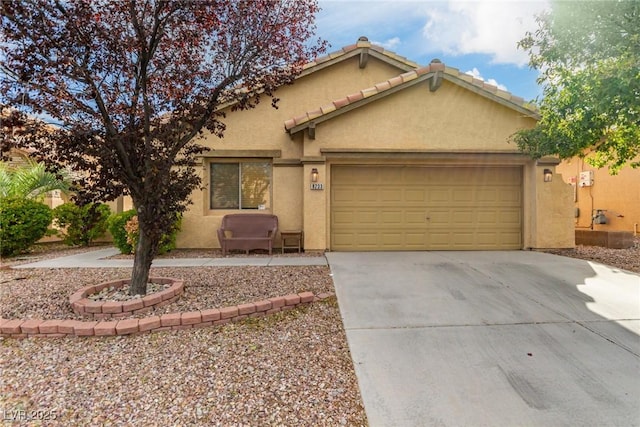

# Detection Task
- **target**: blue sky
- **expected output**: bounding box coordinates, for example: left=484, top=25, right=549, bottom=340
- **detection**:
left=315, top=0, right=550, bottom=102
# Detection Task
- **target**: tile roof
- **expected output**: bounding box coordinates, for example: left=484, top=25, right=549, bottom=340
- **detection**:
left=301, top=36, right=419, bottom=73
left=285, top=55, right=539, bottom=133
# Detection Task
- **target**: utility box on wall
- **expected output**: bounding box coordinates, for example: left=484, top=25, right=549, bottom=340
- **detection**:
left=579, top=170, right=594, bottom=187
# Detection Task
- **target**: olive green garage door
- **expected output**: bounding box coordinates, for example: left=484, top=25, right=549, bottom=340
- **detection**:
left=330, top=166, right=522, bottom=251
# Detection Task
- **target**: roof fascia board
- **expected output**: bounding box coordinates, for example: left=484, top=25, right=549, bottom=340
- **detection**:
left=298, top=50, right=362, bottom=77
left=366, top=50, right=417, bottom=72
left=287, top=72, right=436, bottom=136
left=442, top=74, right=540, bottom=120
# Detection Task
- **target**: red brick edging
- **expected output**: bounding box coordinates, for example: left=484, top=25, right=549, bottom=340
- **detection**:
left=0, top=291, right=335, bottom=339
left=70, top=277, right=185, bottom=320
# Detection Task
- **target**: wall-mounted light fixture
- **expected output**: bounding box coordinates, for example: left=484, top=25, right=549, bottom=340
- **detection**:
left=543, top=169, right=553, bottom=183
left=311, top=168, right=319, bottom=183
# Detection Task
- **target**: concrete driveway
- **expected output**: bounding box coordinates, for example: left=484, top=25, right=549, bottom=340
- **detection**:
left=326, top=251, right=640, bottom=427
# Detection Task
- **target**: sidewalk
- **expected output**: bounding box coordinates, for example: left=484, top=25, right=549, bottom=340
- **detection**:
left=11, top=248, right=328, bottom=268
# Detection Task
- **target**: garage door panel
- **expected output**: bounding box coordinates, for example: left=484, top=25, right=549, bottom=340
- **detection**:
left=381, top=189, right=403, bottom=202
left=452, top=211, right=474, bottom=225
left=452, top=189, right=475, bottom=202
left=331, top=166, right=522, bottom=251
left=380, top=210, right=404, bottom=225
left=333, top=210, right=355, bottom=225
left=428, top=210, right=451, bottom=226
left=405, top=211, right=427, bottom=224
left=405, top=189, right=426, bottom=202
left=428, top=189, right=450, bottom=202
left=333, top=188, right=356, bottom=202
left=499, top=210, right=521, bottom=225
left=406, top=233, right=427, bottom=245
left=381, top=233, right=403, bottom=246
left=500, top=232, right=522, bottom=245
left=499, top=189, right=521, bottom=202
left=357, top=189, right=379, bottom=202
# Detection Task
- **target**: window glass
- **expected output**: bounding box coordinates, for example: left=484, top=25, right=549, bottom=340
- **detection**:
left=210, top=161, right=270, bottom=210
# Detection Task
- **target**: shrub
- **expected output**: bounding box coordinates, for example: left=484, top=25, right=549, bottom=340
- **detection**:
left=108, top=209, right=181, bottom=255
left=53, top=202, right=111, bottom=246
left=107, top=209, right=137, bottom=254
left=0, top=197, right=52, bottom=256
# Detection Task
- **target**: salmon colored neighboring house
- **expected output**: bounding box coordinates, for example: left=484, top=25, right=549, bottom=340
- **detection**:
left=556, top=159, right=640, bottom=235
left=177, top=37, right=575, bottom=251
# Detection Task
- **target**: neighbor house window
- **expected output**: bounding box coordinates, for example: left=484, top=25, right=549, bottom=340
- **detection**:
left=210, top=161, right=271, bottom=209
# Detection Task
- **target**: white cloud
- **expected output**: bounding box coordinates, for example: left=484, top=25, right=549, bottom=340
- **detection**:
left=372, top=36, right=401, bottom=50
left=317, top=0, right=550, bottom=66
left=420, top=1, right=549, bottom=66
left=465, top=67, right=508, bottom=91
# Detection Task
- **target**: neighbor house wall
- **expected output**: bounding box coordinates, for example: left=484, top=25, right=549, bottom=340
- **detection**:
left=556, top=159, right=640, bottom=234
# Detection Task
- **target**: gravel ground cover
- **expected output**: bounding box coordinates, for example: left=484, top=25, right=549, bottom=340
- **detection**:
left=542, top=236, right=640, bottom=274
left=0, top=244, right=366, bottom=426
left=1, top=302, right=366, bottom=426
left=0, top=266, right=335, bottom=320
left=1, top=240, right=638, bottom=426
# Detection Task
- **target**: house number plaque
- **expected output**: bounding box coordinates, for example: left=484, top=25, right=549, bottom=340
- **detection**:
left=310, top=183, right=324, bottom=190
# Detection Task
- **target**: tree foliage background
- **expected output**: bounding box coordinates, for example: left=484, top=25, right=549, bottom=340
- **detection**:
left=513, top=0, right=639, bottom=173
left=1, top=0, right=325, bottom=294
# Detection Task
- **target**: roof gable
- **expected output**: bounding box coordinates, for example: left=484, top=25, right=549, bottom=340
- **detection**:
left=299, top=36, right=419, bottom=77
left=285, top=58, right=539, bottom=138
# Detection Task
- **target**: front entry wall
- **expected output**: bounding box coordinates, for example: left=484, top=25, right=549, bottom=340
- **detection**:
left=331, top=165, right=523, bottom=251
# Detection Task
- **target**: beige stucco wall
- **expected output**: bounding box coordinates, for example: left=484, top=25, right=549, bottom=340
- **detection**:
left=303, top=80, right=534, bottom=156
left=528, top=163, right=575, bottom=248
left=179, top=56, right=406, bottom=248
left=177, top=55, right=575, bottom=250
left=556, top=159, right=640, bottom=234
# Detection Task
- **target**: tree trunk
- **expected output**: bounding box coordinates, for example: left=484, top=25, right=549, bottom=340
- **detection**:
left=129, top=230, right=154, bottom=296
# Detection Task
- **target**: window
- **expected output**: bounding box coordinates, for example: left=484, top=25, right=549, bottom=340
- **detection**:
left=210, top=161, right=271, bottom=209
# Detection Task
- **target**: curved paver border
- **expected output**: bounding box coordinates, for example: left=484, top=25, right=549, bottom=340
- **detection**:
left=70, top=277, right=185, bottom=320
left=0, top=292, right=335, bottom=339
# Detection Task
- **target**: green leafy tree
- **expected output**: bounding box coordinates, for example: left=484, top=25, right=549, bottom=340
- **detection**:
left=0, top=160, right=71, bottom=200
left=513, top=0, right=640, bottom=173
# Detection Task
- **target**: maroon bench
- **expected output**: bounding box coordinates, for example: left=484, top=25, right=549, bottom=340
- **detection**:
left=217, top=214, right=278, bottom=256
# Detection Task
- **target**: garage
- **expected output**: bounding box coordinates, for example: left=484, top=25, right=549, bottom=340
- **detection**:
left=330, top=165, right=522, bottom=251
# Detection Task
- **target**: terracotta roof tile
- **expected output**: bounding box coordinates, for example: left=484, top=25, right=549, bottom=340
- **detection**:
left=320, top=103, right=337, bottom=115
left=347, top=92, right=365, bottom=103
left=375, top=81, right=392, bottom=91
left=302, top=37, right=419, bottom=74
left=361, top=87, right=379, bottom=98
left=333, top=98, right=350, bottom=109
left=400, top=71, right=418, bottom=83
left=388, top=75, right=404, bottom=88
left=306, top=108, right=323, bottom=121
left=483, top=84, right=498, bottom=93
left=430, top=62, right=446, bottom=72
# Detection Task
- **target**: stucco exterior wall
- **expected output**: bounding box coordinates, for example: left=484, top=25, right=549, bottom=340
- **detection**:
left=556, top=159, right=640, bottom=234
left=177, top=53, right=575, bottom=251
left=304, top=80, right=534, bottom=156
left=177, top=57, right=411, bottom=248
left=530, top=164, right=575, bottom=248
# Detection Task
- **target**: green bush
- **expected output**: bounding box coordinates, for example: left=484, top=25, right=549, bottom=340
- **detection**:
left=0, top=197, right=52, bottom=257
left=53, top=202, right=111, bottom=246
left=107, top=209, right=181, bottom=255
left=107, top=209, right=137, bottom=254
left=158, top=214, right=181, bottom=255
